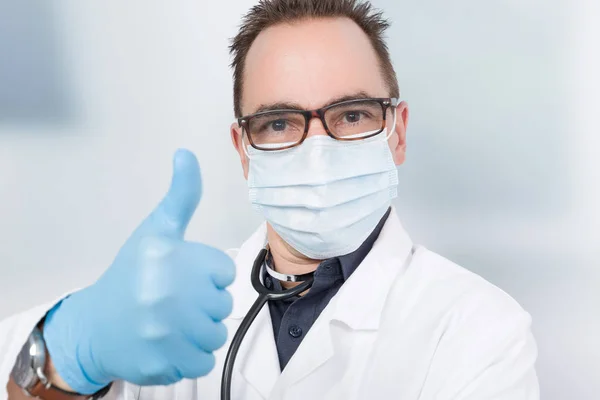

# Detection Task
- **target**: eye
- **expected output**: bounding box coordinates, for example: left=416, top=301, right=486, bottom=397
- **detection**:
left=343, top=111, right=362, bottom=123
left=270, top=119, right=287, bottom=131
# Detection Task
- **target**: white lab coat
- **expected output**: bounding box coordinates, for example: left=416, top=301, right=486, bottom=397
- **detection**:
left=0, top=209, right=539, bottom=399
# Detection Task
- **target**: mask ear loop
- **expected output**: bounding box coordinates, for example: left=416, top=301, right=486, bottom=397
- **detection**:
left=385, top=105, right=398, bottom=141
left=243, top=141, right=253, bottom=160
left=240, top=127, right=254, bottom=160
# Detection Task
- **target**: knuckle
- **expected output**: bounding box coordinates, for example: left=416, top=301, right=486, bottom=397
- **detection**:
left=193, top=320, right=227, bottom=352
left=203, top=244, right=234, bottom=266
left=219, top=290, right=234, bottom=319
left=134, top=280, right=174, bottom=311
left=138, top=359, right=177, bottom=385
left=180, top=353, right=215, bottom=379
left=138, top=321, right=171, bottom=342
left=133, top=239, right=179, bottom=310
left=223, top=289, right=234, bottom=311
left=210, top=257, right=236, bottom=288
left=179, top=352, right=216, bottom=379
left=210, top=322, right=228, bottom=350
left=137, top=236, right=177, bottom=261
left=194, top=352, right=216, bottom=377
left=220, top=252, right=237, bottom=274
left=223, top=258, right=237, bottom=281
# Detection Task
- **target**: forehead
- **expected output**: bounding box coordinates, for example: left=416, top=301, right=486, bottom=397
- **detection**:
left=241, top=17, right=389, bottom=115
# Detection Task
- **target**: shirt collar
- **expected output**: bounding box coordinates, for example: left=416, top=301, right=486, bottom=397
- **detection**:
left=337, top=207, right=391, bottom=280
left=229, top=206, right=414, bottom=322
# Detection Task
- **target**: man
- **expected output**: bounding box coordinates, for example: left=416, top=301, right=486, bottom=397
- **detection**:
left=1, top=0, right=539, bottom=399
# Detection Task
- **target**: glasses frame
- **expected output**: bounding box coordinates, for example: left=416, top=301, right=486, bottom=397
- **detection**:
left=238, top=97, right=399, bottom=151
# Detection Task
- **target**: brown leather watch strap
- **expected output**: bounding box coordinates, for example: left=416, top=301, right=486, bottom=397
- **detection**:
left=28, top=380, right=90, bottom=400
left=28, top=381, right=112, bottom=400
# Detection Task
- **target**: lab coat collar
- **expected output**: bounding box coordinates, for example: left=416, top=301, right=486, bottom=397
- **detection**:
left=278, top=208, right=414, bottom=393
left=228, top=223, right=280, bottom=399
left=230, top=223, right=268, bottom=319
left=230, top=206, right=413, bottom=326
left=227, top=207, right=413, bottom=398
left=327, top=206, right=413, bottom=330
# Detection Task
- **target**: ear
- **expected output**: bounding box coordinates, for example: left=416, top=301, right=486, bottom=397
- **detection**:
left=389, top=101, right=409, bottom=166
left=230, top=122, right=249, bottom=180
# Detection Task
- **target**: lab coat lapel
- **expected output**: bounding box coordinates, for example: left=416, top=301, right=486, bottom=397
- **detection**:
left=227, top=208, right=414, bottom=397
left=275, top=207, right=414, bottom=392
left=330, top=207, right=414, bottom=330
left=272, top=301, right=336, bottom=397
left=228, top=223, right=281, bottom=399
left=235, top=306, right=281, bottom=399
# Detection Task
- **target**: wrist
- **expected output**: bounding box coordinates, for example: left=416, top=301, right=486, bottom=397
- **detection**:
left=44, top=349, right=76, bottom=392
left=43, top=296, right=110, bottom=395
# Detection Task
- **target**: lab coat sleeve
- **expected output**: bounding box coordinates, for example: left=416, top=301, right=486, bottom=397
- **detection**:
left=425, top=283, right=540, bottom=400
left=0, top=297, right=135, bottom=400
left=0, top=299, right=63, bottom=399
left=453, top=329, right=539, bottom=400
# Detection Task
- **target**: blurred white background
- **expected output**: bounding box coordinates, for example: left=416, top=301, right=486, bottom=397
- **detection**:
left=0, top=0, right=598, bottom=398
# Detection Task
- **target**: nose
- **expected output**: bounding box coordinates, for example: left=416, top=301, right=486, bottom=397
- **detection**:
left=306, top=114, right=328, bottom=138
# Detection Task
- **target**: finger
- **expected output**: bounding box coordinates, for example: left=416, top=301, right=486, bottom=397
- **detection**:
left=134, top=357, right=182, bottom=386
left=140, top=149, right=202, bottom=239
left=201, top=287, right=234, bottom=321
left=182, top=242, right=236, bottom=290
left=187, top=315, right=229, bottom=352
left=210, top=251, right=236, bottom=290
left=173, top=347, right=216, bottom=379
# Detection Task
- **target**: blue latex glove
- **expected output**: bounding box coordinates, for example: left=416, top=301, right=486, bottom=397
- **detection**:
left=43, top=149, right=236, bottom=394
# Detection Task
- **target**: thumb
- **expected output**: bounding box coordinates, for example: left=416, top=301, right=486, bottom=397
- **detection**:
left=140, top=149, right=202, bottom=238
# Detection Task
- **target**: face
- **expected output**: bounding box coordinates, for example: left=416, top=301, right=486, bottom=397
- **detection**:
left=230, top=17, right=409, bottom=179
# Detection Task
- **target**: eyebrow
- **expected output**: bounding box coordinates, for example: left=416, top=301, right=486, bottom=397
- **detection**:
left=250, top=91, right=375, bottom=115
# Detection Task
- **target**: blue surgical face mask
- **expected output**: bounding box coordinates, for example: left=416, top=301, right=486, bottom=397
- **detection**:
left=245, top=116, right=399, bottom=259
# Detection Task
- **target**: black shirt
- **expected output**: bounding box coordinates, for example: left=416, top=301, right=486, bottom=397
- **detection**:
left=264, top=208, right=391, bottom=370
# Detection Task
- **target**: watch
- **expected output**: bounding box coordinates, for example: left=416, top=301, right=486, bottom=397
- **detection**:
left=10, top=326, right=111, bottom=400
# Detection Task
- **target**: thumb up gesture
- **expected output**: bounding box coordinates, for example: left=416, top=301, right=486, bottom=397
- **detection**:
left=43, top=149, right=236, bottom=394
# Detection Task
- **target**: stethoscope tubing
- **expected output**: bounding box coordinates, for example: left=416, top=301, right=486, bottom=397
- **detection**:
left=220, top=248, right=314, bottom=400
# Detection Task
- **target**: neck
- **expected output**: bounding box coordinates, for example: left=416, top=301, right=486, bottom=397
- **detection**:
left=266, top=224, right=321, bottom=289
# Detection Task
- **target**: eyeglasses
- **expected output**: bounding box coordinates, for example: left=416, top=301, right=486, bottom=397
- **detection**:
left=238, top=97, right=399, bottom=151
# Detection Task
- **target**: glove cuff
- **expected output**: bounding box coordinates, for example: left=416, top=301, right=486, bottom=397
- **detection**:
left=43, top=296, right=111, bottom=395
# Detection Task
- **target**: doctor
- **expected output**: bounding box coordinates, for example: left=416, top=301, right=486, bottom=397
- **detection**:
left=2, top=0, right=539, bottom=399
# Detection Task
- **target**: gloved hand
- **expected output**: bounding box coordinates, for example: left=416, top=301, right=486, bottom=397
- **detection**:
left=42, top=149, right=236, bottom=394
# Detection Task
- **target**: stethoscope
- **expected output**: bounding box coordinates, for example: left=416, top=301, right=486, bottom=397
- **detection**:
left=219, top=243, right=417, bottom=400
left=220, top=247, right=315, bottom=400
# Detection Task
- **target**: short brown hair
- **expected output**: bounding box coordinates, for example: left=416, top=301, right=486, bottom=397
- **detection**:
left=229, top=0, right=400, bottom=117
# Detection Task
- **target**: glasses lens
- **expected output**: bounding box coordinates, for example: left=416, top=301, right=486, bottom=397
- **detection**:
left=247, top=111, right=305, bottom=149
left=325, top=100, right=384, bottom=139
